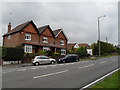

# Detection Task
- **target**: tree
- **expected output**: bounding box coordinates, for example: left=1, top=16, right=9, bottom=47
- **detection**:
left=91, top=41, right=118, bottom=56
left=76, top=46, right=87, bottom=57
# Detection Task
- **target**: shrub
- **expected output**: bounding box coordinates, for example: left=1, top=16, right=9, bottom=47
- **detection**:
left=46, top=50, right=53, bottom=56
left=76, top=46, right=87, bottom=57
left=53, top=52, right=60, bottom=56
left=39, top=51, right=47, bottom=55
left=2, top=47, right=24, bottom=61
left=67, top=49, right=75, bottom=54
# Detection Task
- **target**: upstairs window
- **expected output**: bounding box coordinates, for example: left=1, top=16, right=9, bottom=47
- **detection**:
left=60, top=40, right=64, bottom=45
left=25, top=34, right=31, bottom=40
left=43, top=37, right=48, bottom=43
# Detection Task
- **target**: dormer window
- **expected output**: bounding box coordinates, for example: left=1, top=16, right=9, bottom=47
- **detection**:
left=25, top=34, right=31, bottom=40
left=43, top=37, right=48, bottom=43
left=60, top=40, right=64, bottom=45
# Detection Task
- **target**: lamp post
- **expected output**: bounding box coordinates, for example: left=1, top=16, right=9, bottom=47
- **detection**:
left=98, top=15, right=105, bottom=56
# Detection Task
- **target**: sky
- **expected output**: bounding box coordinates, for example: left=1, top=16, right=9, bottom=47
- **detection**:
left=1, top=1, right=118, bottom=46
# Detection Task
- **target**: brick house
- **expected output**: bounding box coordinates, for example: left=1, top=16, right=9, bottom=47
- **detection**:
left=3, top=20, right=68, bottom=55
left=67, top=43, right=92, bottom=55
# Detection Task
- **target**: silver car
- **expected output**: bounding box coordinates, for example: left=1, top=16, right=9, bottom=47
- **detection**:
left=32, top=55, right=56, bottom=66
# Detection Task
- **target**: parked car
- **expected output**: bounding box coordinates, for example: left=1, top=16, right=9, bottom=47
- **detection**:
left=32, top=55, right=56, bottom=66
left=57, top=54, right=80, bottom=63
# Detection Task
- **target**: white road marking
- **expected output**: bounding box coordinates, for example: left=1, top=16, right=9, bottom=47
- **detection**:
left=58, top=64, right=64, bottom=66
left=33, top=70, right=69, bottom=79
left=65, top=63, right=75, bottom=65
left=80, top=68, right=120, bottom=89
left=50, top=65, right=57, bottom=67
left=17, top=69, right=26, bottom=71
left=99, top=61, right=107, bottom=64
left=78, top=64, right=94, bottom=69
left=3, top=71, right=12, bottom=74
left=112, top=59, right=117, bottom=61
left=31, top=67, right=39, bottom=70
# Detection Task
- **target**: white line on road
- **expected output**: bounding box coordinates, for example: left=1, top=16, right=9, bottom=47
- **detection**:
left=78, top=64, right=94, bottom=69
left=99, top=61, right=107, bottom=64
left=65, top=63, right=75, bottom=65
left=31, top=67, right=39, bottom=70
left=80, top=68, right=120, bottom=89
left=33, top=70, right=69, bottom=79
left=17, top=69, right=26, bottom=71
left=3, top=71, right=12, bottom=74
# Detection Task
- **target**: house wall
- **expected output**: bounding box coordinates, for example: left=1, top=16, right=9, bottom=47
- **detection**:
left=40, top=28, right=54, bottom=44
left=19, top=23, right=39, bottom=45
left=55, top=31, right=67, bottom=47
left=87, top=49, right=92, bottom=56
left=3, top=22, right=68, bottom=55
left=3, top=33, right=20, bottom=47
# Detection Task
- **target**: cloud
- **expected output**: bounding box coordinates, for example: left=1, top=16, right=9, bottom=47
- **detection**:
left=1, top=2, right=118, bottom=46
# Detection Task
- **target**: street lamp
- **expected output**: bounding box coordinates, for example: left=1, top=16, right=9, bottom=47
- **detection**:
left=98, top=15, right=106, bottom=56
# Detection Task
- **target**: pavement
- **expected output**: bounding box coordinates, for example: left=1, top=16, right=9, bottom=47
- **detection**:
left=2, top=56, right=119, bottom=89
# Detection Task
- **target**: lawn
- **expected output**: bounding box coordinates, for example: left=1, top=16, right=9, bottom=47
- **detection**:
left=90, top=70, right=119, bottom=88
left=80, top=54, right=118, bottom=61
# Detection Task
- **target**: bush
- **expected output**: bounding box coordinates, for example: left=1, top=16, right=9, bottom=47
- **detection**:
left=76, top=46, right=87, bottom=57
left=39, top=51, right=47, bottom=55
left=46, top=50, right=53, bottom=56
left=67, top=49, right=75, bottom=54
left=2, top=47, right=24, bottom=61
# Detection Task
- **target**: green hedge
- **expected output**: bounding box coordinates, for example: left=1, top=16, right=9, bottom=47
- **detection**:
left=2, top=47, right=24, bottom=61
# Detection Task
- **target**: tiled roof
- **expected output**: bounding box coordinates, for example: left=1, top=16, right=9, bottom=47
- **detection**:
left=3, top=21, right=31, bottom=36
left=67, top=43, right=76, bottom=50
left=79, top=43, right=89, bottom=46
left=53, top=29, right=61, bottom=36
left=37, top=25, right=49, bottom=34
left=79, top=43, right=92, bottom=49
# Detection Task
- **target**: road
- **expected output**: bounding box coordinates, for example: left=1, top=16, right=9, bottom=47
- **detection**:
left=2, top=56, right=118, bottom=89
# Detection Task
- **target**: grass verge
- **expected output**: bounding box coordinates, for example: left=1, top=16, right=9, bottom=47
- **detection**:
left=90, top=70, right=119, bottom=88
left=80, top=54, right=118, bottom=61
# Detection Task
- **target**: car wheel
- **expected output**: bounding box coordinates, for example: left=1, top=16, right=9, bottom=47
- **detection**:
left=51, top=61, right=55, bottom=64
left=35, top=62, right=39, bottom=66
left=76, top=59, right=79, bottom=62
left=63, top=60, right=65, bottom=63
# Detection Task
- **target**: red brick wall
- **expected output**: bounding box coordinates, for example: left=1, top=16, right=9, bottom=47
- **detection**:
left=55, top=31, right=67, bottom=47
left=3, top=33, right=20, bottom=47
left=40, top=28, right=54, bottom=44
left=3, top=23, right=39, bottom=47
left=19, top=23, right=39, bottom=45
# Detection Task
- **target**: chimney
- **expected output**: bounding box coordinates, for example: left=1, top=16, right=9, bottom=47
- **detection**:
left=8, top=22, right=11, bottom=32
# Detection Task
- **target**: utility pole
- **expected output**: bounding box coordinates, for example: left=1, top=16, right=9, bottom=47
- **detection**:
left=98, top=15, right=106, bottom=56
left=106, top=37, right=108, bottom=43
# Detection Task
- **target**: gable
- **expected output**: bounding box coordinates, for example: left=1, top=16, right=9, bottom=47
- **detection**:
left=23, top=23, right=38, bottom=34
left=74, top=43, right=79, bottom=48
left=42, top=27, right=54, bottom=37
left=57, top=31, right=67, bottom=40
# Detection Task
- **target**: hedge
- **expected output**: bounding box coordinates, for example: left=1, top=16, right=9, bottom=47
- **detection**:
left=2, top=47, right=24, bottom=61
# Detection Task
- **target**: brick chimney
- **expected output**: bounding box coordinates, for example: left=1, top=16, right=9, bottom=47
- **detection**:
left=8, top=22, right=11, bottom=32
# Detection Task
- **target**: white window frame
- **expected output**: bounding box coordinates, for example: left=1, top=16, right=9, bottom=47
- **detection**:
left=61, top=49, right=66, bottom=55
left=60, top=40, right=64, bottom=45
left=24, top=45, right=32, bottom=53
left=43, top=47, right=50, bottom=51
left=25, top=34, right=31, bottom=40
left=8, top=35, right=11, bottom=39
left=43, top=37, right=48, bottom=43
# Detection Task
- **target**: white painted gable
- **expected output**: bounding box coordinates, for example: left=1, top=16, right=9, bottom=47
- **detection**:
left=74, top=43, right=79, bottom=48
